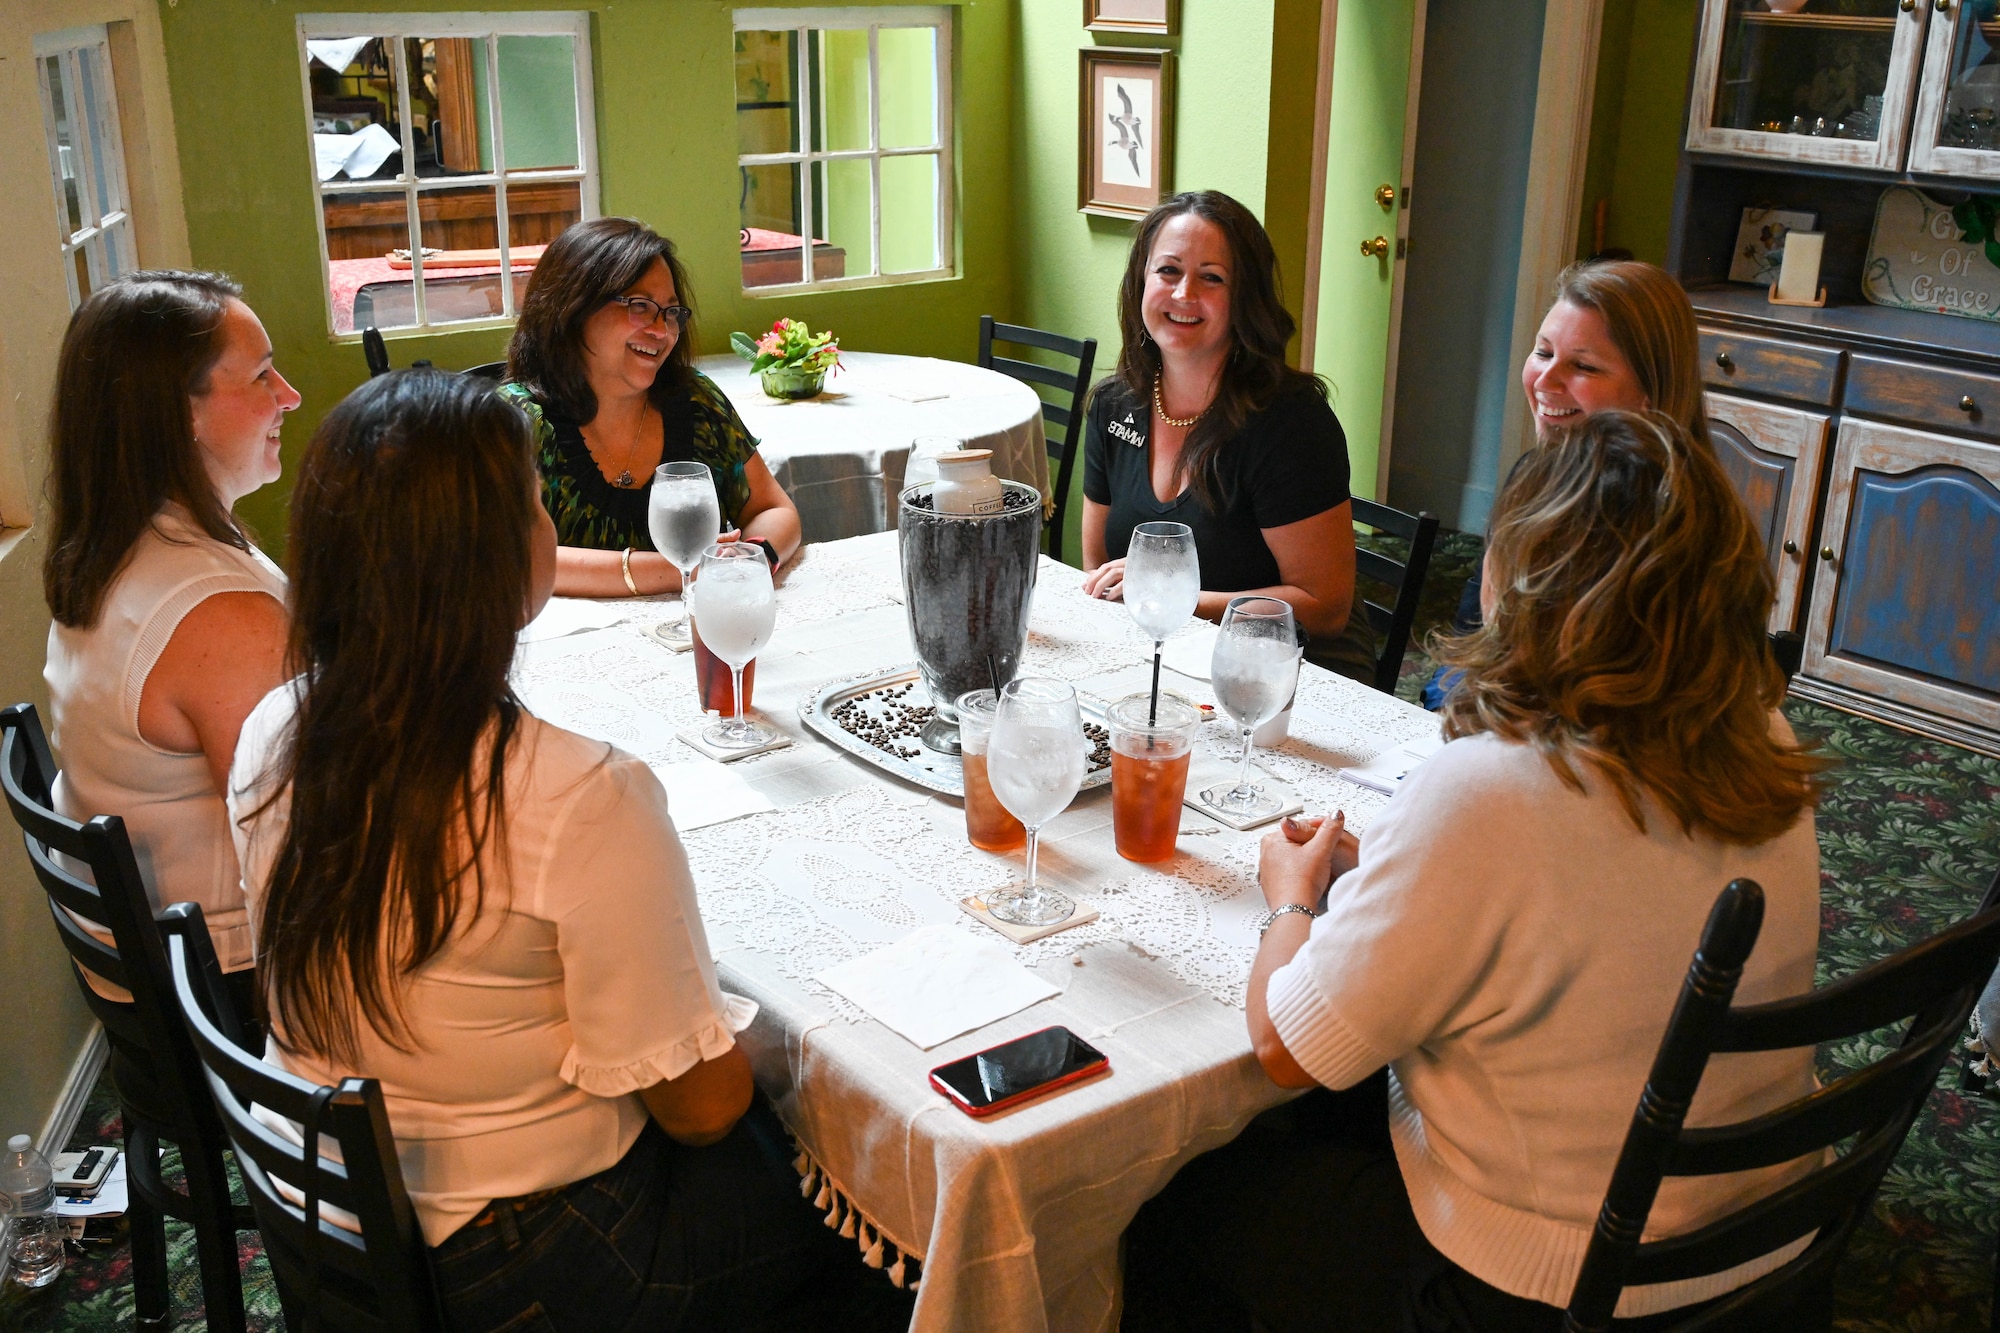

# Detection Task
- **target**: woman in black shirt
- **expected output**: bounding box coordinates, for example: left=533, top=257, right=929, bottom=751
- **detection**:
left=1079, top=191, right=1369, bottom=678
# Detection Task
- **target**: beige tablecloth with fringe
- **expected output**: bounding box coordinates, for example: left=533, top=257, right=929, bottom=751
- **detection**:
left=511, top=532, right=1440, bottom=1332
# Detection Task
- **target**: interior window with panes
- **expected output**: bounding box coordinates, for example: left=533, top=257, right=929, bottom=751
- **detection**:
left=36, top=26, right=135, bottom=310
left=300, top=14, right=597, bottom=336
left=735, top=8, right=953, bottom=291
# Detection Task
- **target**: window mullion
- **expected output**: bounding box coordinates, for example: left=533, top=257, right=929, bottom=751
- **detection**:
left=489, top=32, right=515, bottom=319
left=867, top=26, right=881, bottom=278
left=797, top=26, right=813, bottom=286
left=391, top=33, right=428, bottom=330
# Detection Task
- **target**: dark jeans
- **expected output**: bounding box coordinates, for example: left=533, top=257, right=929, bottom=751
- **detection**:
left=431, top=1099, right=913, bottom=1333
left=1121, top=1074, right=1815, bottom=1333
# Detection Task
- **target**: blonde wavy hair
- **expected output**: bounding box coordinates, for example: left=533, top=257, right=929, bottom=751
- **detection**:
left=1437, top=410, right=1822, bottom=845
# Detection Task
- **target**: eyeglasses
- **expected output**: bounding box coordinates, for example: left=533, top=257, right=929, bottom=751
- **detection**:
left=609, top=295, right=692, bottom=331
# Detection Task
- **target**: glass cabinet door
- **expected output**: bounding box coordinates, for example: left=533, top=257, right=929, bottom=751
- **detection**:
left=1687, top=0, right=1931, bottom=170
left=1909, top=0, right=2000, bottom=176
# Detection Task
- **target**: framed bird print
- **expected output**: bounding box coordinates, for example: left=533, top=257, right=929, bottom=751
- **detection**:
left=1084, top=0, right=1178, bottom=35
left=1079, top=48, right=1174, bottom=219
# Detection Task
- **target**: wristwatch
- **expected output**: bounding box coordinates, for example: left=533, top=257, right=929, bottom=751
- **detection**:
left=1257, top=904, right=1320, bottom=937
left=750, top=537, right=781, bottom=571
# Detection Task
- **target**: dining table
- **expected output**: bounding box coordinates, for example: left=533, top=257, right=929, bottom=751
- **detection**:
left=511, top=532, right=1441, bottom=1333
left=696, top=351, right=1052, bottom=544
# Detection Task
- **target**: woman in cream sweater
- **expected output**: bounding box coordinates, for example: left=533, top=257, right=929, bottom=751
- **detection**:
left=1125, top=410, right=1827, bottom=1332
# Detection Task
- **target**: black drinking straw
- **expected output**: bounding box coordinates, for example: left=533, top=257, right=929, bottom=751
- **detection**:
left=987, top=654, right=1001, bottom=694
left=1149, top=644, right=1163, bottom=726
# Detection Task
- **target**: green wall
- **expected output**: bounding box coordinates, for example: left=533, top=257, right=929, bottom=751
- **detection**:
left=157, top=0, right=1018, bottom=554
left=1575, top=0, right=1695, bottom=265
left=1011, top=0, right=1282, bottom=563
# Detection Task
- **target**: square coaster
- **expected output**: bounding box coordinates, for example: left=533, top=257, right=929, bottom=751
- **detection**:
left=1181, top=758, right=1303, bottom=831
left=960, top=894, right=1100, bottom=944
left=645, top=621, right=695, bottom=654
left=676, top=725, right=794, bottom=762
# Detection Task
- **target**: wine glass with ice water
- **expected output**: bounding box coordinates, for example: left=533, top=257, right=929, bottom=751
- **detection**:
left=1124, top=521, right=1199, bottom=706
left=986, top=677, right=1088, bottom=927
left=688, top=541, right=777, bottom=749
left=1202, top=597, right=1301, bottom=819
left=647, top=461, right=721, bottom=644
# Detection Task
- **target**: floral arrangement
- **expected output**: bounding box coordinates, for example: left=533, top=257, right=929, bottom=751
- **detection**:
left=731, top=318, right=842, bottom=375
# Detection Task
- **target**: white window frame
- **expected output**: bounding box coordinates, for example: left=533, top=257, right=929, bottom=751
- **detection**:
left=734, top=6, right=954, bottom=294
left=35, top=26, right=136, bottom=311
left=297, top=12, right=601, bottom=340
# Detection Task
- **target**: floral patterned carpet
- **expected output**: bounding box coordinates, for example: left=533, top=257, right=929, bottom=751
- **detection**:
left=4, top=530, right=1995, bottom=1331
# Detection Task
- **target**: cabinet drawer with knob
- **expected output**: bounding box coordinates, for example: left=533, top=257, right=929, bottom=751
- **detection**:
left=1698, top=328, right=1843, bottom=405
left=1843, top=355, right=2000, bottom=444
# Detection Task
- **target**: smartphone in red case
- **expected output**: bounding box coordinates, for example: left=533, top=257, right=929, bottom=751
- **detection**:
left=929, top=1025, right=1110, bottom=1117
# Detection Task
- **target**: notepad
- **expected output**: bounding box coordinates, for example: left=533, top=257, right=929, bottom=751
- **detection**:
left=1338, top=733, right=1446, bottom=795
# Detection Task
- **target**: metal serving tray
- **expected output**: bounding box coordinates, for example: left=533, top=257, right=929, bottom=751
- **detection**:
left=799, top=665, right=1111, bottom=799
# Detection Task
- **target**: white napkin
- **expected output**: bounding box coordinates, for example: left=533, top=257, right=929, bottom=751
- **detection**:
left=312, top=122, right=399, bottom=182
left=519, top=597, right=629, bottom=644
left=1160, top=623, right=1220, bottom=681
left=1338, top=731, right=1446, bottom=795
left=815, top=923, right=1060, bottom=1049
left=652, top=757, right=776, bottom=830
left=307, top=36, right=373, bottom=73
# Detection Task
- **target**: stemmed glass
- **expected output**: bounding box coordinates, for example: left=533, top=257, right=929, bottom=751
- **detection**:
left=646, top=461, right=720, bottom=644
left=1202, top=597, right=1301, bottom=820
left=985, top=677, right=1088, bottom=926
left=1124, top=521, right=1200, bottom=717
left=686, top=541, right=778, bottom=749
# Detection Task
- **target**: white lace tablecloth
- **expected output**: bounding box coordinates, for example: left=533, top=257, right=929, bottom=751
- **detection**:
left=698, top=352, right=1050, bottom=544
left=513, top=532, right=1438, bottom=1333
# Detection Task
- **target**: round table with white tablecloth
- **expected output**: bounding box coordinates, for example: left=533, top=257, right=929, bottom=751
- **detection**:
left=696, top=351, right=1051, bottom=544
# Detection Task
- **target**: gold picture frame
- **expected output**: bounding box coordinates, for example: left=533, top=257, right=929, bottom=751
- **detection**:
left=1078, top=48, right=1174, bottom=219
left=1083, top=0, right=1178, bottom=35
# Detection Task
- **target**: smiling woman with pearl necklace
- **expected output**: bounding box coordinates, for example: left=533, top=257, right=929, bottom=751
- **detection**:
left=499, top=217, right=801, bottom=598
left=1078, top=190, right=1375, bottom=681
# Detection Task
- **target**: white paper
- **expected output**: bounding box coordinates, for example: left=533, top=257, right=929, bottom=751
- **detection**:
left=55, top=1152, right=127, bottom=1218
left=313, top=123, right=399, bottom=182
left=815, top=923, right=1060, bottom=1049
left=1338, top=731, right=1446, bottom=795
left=519, top=597, right=629, bottom=644
left=1159, top=622, right=1220, bottom=681
left=307, top=36, right=373, bottom=72
left=653, top=756, right=775, bottom=831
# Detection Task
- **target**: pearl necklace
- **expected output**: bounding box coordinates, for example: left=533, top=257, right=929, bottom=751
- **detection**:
left=1152, top=376, right=1209, bottom=429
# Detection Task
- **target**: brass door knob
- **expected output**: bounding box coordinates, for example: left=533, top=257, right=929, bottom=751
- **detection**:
left=1783, top=539, right=1800, bottom=555
left=1820, top=546, right=1836, bottom=562
left=1961, top=395, right=1976, bottom=412
left=1375, top=184, right=1397, bottom=210
left=1715, top=352, right=1734, bottom=370
left=1360, top=236, right=1390, bottom=258
left=1936, top=0, right=1950, bottom=12
left=1901, top=0, right=1916, bottom=11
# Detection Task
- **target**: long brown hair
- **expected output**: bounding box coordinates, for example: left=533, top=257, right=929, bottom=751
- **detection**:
left=505, top=216, right=696, bottom=424
left=1437, top=410, right=1821, bottom=845
left=255, top=370, right=537, bottom=1063
left=1110, top=190, right=1325, bottom=511
left=1550, top=260, right=1712, bottom=450
left=44, top=270, right=251, bottom=628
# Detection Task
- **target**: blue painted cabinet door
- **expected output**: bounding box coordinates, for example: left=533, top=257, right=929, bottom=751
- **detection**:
left=1707, top=394, right=1830, bottom=635
left=1804, top=418, right=2000, bottom=751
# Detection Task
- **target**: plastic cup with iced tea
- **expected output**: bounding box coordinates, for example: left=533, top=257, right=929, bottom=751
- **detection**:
left=957, top=688, right=1027, bottom=852
left=1108, top=693, right=1200, bottom=862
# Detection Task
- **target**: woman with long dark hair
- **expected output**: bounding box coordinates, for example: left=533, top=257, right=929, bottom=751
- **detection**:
left=501, top=216, right=800, bottom=596
left=1125, top=411, right=1826, bottom=1331
left=1079, top=190, right=1368, bottom=676
left=43, top=270, right=297, bottom=1002
left=230, top=370, right=880, bottom=1330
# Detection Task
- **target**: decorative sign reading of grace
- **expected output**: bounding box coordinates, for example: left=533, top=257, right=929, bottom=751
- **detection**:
left=1862, top=186, right=2000, bottom=324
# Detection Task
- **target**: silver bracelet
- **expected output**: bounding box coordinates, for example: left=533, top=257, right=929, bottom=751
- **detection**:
left=1258, top=903, right=1319, bottom=937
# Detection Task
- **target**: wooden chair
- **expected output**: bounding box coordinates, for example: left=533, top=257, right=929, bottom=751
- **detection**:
left=1563, top=866, right=2000, bottom=1332
left=1769, top=630, right=1805, bottom=683
left=1350, top=497, right=1440, bottom=695
left=461, top=361, right=507, bottom=381
left=977, top=316, right=1098, bottom=563
left=0, top=703, right=252, bottom=1333
left=159, top=902, right=446, bottom=1333
left=362, top=327, right=391, bottom=378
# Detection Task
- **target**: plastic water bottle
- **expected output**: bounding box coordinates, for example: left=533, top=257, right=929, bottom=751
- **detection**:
left=2, top=1134, right=64, bottom=1289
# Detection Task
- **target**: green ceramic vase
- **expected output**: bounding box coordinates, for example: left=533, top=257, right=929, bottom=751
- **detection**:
left=761, top=365, right=825, bottom=399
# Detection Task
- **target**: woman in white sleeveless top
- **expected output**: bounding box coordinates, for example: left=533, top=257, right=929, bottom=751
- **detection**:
left=42, top=270, right=298, bottom=1003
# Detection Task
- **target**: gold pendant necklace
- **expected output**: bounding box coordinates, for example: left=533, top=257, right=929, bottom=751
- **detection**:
left=1153, top=376, right=1208, bottom=429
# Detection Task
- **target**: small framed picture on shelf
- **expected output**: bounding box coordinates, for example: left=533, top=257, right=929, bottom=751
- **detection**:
left=1084, top=0, right=1178, bottom=34
left=1729, top=206, right=1818, bottom=286
left=1079, top=48, right=1174, bottom=219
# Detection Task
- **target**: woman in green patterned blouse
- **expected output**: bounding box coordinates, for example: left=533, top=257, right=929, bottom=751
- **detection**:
left=500, top=217, right=801, bottom=596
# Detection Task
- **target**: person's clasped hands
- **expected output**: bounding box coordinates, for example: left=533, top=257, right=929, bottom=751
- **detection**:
left=1257, top=812, right=1360, bottom=914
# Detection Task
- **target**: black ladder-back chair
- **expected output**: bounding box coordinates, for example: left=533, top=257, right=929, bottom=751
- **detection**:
left=1563, top=867, right=2000, bottom=1332
left=160, top=902, right=446, bottom=1333
left=0, top=703, right=253, bottom=1333
left=1350, top=497, right=1440, bottom=695
left=361, top=328, right=498, bottom=380
left=977, top=316, right=1098, bottom=563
